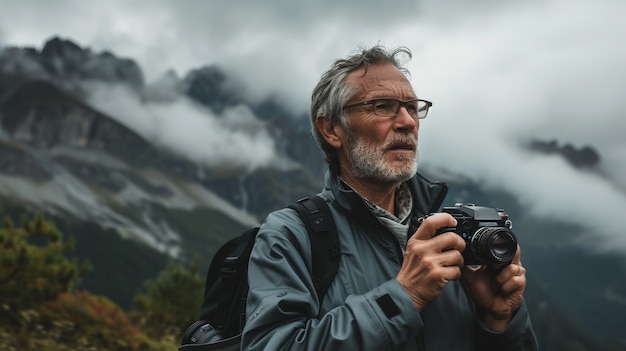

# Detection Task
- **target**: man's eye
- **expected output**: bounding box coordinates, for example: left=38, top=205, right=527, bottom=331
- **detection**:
left=374, top=100, right=395, bottom=112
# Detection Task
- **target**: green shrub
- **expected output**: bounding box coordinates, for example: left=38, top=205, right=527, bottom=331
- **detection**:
left=134, top=257, right=204, bottom=339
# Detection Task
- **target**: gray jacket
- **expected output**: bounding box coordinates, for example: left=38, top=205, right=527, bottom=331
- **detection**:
left=242, top=171, right=538, bottom=350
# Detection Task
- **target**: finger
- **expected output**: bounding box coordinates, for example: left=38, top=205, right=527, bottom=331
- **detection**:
left=404, top=233, right=466, bottom=270
left=408, top=231, right=466, bottom=256
left=499, top=271, right=526, bottom=296
left=496, top=264, right=526, bottom=288
left=413, top=213, right=457, bottom=240
left=439, top=232, right=467, bottom=254
left=442, top=265, right=464, bottom=282
left=439, top=247, right=465, bottom=268
left=510, top=245, right=522, bottom=265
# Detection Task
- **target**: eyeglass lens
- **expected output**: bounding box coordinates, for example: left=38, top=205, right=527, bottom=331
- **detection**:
left=374, top=99, right=428, bottom=118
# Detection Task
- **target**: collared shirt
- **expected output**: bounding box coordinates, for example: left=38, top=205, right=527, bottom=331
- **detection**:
left=341, top=178, right=414, bottom=251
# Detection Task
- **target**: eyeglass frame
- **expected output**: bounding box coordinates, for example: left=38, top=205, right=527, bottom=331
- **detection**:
left=342, top=98, right=433, bottom=119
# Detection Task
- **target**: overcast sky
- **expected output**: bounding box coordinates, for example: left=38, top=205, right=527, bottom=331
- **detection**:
left=1, top=0, right=625, bottom=253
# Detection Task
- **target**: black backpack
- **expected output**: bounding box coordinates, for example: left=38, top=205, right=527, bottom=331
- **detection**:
left=180, top=196, right=340, bottom=351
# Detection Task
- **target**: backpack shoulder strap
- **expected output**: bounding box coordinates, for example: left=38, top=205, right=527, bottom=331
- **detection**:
left=289, top=195, right=340, bottom=303
left=198, top=226, right=258, bottom=333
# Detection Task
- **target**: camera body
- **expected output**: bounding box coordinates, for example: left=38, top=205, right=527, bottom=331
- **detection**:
left=437, top=203, right=517, bottom=266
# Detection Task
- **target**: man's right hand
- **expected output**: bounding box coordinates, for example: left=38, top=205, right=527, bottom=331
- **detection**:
left=396, top=213, right=466, bottom=311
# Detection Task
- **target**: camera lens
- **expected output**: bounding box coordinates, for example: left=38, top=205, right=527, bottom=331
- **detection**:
left=470, top=227, right=517, bottom=265
left=181, top=321, right=225, bottom=345
left=492, top=235, right=511, bottom=256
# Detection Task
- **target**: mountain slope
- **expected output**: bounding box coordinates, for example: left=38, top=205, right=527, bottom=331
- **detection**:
left=0, top=74, right=321, bottom=305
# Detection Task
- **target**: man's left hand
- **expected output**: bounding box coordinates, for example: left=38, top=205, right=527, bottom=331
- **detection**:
left=462, top=246, right=526, bottom=332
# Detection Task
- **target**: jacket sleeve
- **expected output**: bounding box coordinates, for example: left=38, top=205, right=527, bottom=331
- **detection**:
left=475, top=299, right=539, bottom=351
left=241, top=209, right=423, bottom=351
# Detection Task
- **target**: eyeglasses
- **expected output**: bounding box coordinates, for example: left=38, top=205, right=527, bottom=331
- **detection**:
left=343, top=98, right=432, bottom=119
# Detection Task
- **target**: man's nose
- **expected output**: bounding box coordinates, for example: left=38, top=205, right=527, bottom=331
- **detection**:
left=394, top=106, right=418, bottom=130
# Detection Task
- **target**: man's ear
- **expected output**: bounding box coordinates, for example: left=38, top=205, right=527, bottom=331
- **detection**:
left=315, top=115, right=343, bottom=149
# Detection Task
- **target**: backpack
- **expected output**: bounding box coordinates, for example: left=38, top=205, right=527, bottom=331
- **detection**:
left=179, top=195, right=340, bottom=351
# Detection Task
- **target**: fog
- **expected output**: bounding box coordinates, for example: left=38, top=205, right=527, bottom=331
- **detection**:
left=1, top=0, right=625, bottom=252
left=84, top=83, right=279, bottom=171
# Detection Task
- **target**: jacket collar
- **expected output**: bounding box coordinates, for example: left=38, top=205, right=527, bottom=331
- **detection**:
left=322, top=170, right=448, bottom=220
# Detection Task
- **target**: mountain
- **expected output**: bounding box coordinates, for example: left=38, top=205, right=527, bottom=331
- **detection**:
left=0, top=37, right=143, bottom=97
left=0, top=37, right=322, bottom=306
left=1, top=37, right=625, bottom=350
left=528, top=139, right=601, bottom=169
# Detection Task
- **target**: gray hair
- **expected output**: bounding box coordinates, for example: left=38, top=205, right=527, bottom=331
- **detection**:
left=310, top=45, right=413, bottom=173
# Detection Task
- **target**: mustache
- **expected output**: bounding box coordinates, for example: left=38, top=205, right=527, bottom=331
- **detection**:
left=383, top=135, right=417, bottom=150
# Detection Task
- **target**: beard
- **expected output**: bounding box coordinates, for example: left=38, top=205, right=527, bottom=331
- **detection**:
left=345, top=130, right=418, bottom=184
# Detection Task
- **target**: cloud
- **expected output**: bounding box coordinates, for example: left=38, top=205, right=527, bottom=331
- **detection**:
left=84, top=83, right=278, bottom=171
left=412, top=0, right=626, bottom=252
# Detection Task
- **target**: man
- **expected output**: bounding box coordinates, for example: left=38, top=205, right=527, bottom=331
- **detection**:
left=241, top=46, right=538, bottom=350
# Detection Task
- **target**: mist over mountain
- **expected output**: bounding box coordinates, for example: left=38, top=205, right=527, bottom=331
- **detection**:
left=1, top=37, right=625, bottom=348
left=0, top=36, right=325, bottom=270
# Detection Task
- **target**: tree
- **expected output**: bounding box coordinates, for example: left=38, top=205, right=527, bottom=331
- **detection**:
left=0, top=211, right=91, bottom=313
left=133, top=257, right=204, bottom=338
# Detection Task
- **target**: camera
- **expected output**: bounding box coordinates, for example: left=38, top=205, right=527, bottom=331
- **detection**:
left=436, top=203, right=517, bottom=266
left=181, top=320, right=225, bottom=345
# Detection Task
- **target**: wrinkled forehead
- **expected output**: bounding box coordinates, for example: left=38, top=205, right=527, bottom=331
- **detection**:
left=345, top=63, right=415, bottom=100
